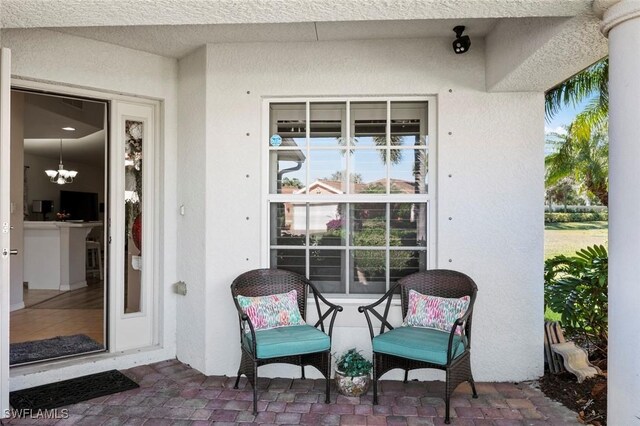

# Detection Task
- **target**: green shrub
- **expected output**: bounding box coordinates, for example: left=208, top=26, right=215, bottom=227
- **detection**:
left=544, top=212, right=608, bottom=223
left=544, top=245, right=608, bottom=355
left=335, top=348, right=372, bottom=377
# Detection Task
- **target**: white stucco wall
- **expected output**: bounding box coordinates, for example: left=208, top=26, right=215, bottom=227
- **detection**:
left=176, top=46, right=208, bottom=372
left=0, top=26, right=545, bottom=386
left=1, top=29, right=179, bottom=389
left=198, top=38, right=544, bottom=381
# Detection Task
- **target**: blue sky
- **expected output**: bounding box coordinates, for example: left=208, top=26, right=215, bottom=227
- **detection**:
left=544, top=96, right=594, bottom=155
left=545, top=97, right=592, bottom=134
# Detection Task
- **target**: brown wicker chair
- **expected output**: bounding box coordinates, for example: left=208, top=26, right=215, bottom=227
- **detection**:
left=358, top=269, right=478, bottom=424
left=231, top=268, right=343, bottom=414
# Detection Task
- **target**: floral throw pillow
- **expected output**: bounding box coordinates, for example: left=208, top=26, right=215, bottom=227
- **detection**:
left=404, top=289, right=470, bottom=335
left=236, top=290, right=306, bottom=331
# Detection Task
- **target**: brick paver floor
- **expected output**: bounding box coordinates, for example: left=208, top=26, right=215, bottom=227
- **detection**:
left=7, top=359, right=581, bottom=425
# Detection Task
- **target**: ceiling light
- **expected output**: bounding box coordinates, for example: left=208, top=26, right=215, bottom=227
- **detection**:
left=62, top=127, right=76, bottom=131
left=45, top=139, right=78, bottom=185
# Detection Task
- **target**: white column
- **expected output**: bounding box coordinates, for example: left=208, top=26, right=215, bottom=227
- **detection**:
left=602, top=2, right=640, bottom=424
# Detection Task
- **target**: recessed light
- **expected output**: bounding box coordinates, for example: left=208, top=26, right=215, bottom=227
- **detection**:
left=62, top=127, right=76, bottom=131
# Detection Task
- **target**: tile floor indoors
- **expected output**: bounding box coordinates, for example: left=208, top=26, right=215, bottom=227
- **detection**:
left=5, top=359, right=581, bottom=425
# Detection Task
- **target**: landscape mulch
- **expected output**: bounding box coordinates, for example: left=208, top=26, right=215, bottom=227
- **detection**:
left=539, top=371, right=607, bottom=425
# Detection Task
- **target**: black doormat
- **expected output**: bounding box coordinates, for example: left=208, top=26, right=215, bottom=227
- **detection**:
left=10, top=370, right=139, bottom=411
left=10, top=334, right=103, bottom=365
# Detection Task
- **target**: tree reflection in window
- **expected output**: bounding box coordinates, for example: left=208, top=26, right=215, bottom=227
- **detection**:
left=125, top=120, right=143, bottom=313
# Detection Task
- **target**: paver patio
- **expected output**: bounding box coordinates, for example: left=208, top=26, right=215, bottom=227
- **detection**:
left=7, top=359, right=580, bottom=425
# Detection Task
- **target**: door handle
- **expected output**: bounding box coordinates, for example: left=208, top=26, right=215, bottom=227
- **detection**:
left=1, top=248, right=17, bottom=257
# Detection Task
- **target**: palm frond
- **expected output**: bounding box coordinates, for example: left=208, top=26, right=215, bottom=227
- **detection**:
left=568, top=97, right=608, bottom=141
left=545, top=58, right=608, bottom=121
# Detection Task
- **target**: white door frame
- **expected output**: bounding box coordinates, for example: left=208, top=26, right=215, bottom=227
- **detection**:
left=7, top=78, right=162, bottom=356
left=0, top=48, right=12, bottom=418
left=110, top=100, right=158, bottom=351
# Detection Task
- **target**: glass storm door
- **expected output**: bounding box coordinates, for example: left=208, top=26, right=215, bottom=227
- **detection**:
left=109, top=101, right=156, bottom=351
left=0, top=48, right=12, bottom=416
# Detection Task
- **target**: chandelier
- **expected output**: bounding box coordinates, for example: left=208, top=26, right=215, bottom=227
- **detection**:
left=44, top=139, right=78, bottom=185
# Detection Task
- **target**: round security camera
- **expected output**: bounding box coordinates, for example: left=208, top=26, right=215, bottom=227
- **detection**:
left=452, top=26, right=471, bottom=54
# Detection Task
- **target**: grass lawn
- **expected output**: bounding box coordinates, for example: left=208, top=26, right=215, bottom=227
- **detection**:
left=544, top=221, right=608, bottom=321
left=544, top=221, right=608, bottom=260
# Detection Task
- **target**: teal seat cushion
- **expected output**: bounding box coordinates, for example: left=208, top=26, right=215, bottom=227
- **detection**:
left=372, top=326, right=466, bottom=365
left=243, top=325, right=331, bottom=359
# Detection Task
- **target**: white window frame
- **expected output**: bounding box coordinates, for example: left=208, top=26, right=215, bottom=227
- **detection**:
left=261, top=96, right=437, bottom=297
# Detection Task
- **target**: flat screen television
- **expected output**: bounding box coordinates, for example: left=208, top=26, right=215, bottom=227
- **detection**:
left=60, top=190, right=99, bottom=221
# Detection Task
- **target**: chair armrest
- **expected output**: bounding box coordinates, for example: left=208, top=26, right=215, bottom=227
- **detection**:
left=308, top=284, right=343, bottom=339
left=233, top=302, right=257, bottom=356
left=446, top=307, right=473, bottom=364
left=357, top=284, right=398, bottom=340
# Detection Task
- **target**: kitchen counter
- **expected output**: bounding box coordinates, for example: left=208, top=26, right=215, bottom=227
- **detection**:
left=23, top=221, right=103, bottom=291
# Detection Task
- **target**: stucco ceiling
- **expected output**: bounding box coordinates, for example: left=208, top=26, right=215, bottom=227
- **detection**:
left=50, top=19, right=498, bottom=58
left=1, top=0, right=595, bottom=29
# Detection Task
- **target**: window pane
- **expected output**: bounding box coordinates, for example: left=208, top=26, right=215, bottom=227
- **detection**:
left=390, top=203, right=427, bottom=247
left=350, top=149, right=386, bottom=194
left=271, top=249, right=306, bottom=277
left=270, top=103, right=306, bottom=148
left=389, top=250, right=427, bottom=284
left=125, top=120, right=142, bottom=314
left=310, top=103, right=345, bottom=147
left=308, top=149, right=346, bottom=194
left=389, top=149, right=427, bottom=194
left=270, top=203, right=306, bottom=246
left=391, top=101, right=427, bottom=146
left=267, top=100, right=432, bottom=296
left=351, top=102, right=387, bottom=147
left=351, top=203, right=386, bottom=247
left=309, top=203, right=345, bottom=246
left=350, top=250, right=386, bottom=294
left=310, top=249, right=345, bottom=293
left=269, top=149, right=307, bottom=194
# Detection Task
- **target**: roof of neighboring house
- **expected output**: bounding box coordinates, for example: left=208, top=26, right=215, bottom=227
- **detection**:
left=288, top=178, right=416, bottom=195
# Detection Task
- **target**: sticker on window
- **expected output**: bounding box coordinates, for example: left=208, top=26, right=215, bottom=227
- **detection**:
left=270, top=134, right=282, bottom=147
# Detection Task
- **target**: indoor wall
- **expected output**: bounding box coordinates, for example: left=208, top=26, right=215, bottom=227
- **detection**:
left=23, top=153, right=105, bottom=222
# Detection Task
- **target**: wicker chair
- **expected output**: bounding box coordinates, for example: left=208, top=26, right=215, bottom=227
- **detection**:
left=358, top=270, right=478, bottom=424
left=231, top=268, right=343, bottom=414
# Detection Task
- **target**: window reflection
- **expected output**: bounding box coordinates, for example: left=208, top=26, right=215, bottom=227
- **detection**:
left=268, top=100, right=430, bottom=294
left=125, top=120, right=143, bottom=314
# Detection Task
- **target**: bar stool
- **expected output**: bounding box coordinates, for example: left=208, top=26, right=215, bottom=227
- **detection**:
left=86, top=240, right=103, bottom=281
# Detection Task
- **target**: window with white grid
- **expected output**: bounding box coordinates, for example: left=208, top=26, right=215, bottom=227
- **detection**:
left=264, top=99, right=435, bottom=295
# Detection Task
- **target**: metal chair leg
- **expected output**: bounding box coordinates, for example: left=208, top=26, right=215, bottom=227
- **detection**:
left=253, top=385, right=258, bottom=414
left=324, top=351, right=330, bottom=403
left=233, top=373, right=241, bottom=389
left=445, top=396, right=451, bottom=424
left=301, top=365, right=306, bottom=380
left=251, top=361, right=258, bottom=414
left=403, top=370, right=409, bottom=383
left=470, top=378, right=478, bottom=398
left=372, top=354, right=379, bottom=405
left=445, top=371, right=451, bottom=424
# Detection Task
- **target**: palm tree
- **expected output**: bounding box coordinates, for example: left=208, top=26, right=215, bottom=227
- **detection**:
left=545, top=128, right=608, bottom=206
left=545, top=58, right=608, bottom=141
left=545, top=58, right=608, bottom=206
